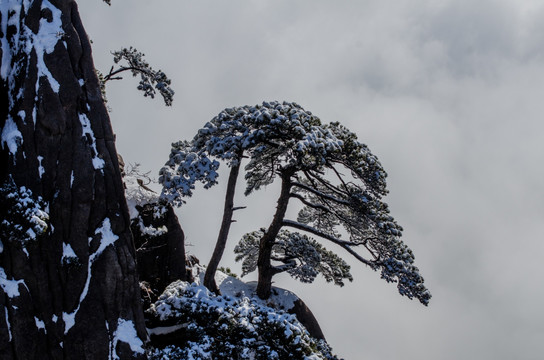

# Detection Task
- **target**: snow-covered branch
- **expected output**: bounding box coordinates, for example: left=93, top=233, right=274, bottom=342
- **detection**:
left=289, top=192, right=330, bottom=213
left=291, top=181, right=350, bottom=206
left=282, top=220, right=375, bottom=267
left=102, top=47, right=175, bottom=106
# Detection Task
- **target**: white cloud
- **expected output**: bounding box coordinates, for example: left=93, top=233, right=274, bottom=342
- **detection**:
left=79, top=1, right=544, bottom=359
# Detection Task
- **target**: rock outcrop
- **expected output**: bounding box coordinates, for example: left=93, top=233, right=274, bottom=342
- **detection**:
left=289, top=299, right=326, bottom=340
left=132, top=202, right=191, bottom=308
left=0, top=1, right=146, bottom=358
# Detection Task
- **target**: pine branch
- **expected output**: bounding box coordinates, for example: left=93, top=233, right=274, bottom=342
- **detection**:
left=305, top=170, right=350, bottom=198
left=289, top=192, right=330, bottom=213
left=291, top=181, right=350, bottom=206
left=282, top=219, right=375, bottom=267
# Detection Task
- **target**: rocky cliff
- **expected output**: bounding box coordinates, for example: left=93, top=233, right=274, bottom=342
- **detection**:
left=0, top=1, right=145, bottom=358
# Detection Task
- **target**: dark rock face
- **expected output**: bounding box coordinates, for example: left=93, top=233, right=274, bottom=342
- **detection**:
left=132, top=203, right=191, bottom=308
left=289, top=299, right=326, bottom=341
left=0, top=1, right=146, bottom=359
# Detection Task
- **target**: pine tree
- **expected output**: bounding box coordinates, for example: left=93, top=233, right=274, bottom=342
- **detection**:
left=160, top=101, right=431, bottom=305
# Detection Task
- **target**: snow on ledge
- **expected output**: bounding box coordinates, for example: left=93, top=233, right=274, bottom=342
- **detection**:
left=111, top=318, right=145, bottom=359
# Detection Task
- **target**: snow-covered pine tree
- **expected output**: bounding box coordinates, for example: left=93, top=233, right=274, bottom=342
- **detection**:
left=98, top=47, right=174, bottom=107
left=160, top=101, right=431, bottom=305
left=0, top=1, right=146, bottom=358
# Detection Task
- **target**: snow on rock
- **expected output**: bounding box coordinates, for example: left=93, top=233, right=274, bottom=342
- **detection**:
left=1, top=116, right=23, bottom=156
left=37, top=156, right=44, bottom=178
left=214, top=268, right=298, bottom=311
left=136, top=217, right=168, bottom=238
left=64, top=218, right=119, bottom=334
left=93, top=218, right=119, bottom=255
left=149, top=266, right=298, bottom=325
left=146, top=324, right=186, bottom=337
left=34, top=317, right=46, bottom=332
left=4, top=307, right=12, bottom=341
left=78, top=113, right=105, bottom=171
left=111, top=319, right=145, bottom=359
left=1, top=0, right=63, bottom=161
left=1, top=0, right=62, bottom=97
left=61, top=243, right=78, bottom=264
left=147, top=267, right=338, bottom=360
left=33, top=0, right=62, bottom=93
left=0, top=268, right=26, bottom=298
left=62, top=311, right=75, bottom=336
left=123, top=171, right=159, bottom=219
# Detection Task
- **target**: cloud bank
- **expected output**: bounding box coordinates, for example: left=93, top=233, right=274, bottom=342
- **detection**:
left=79, top=1, right=544, bottom=359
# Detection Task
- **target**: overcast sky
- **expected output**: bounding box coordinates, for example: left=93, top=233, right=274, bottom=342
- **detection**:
left=79, top=1, right=543, bottom=359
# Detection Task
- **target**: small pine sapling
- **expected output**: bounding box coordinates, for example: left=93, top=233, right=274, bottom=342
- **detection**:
left=99, top=47, right=174, bottom=106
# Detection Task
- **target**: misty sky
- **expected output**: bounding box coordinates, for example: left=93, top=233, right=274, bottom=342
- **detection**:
left=79, top=1, right=543, bottom=359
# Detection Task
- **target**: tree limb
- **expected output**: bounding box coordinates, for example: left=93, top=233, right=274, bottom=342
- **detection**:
left=328, top=163, right=351, bottom=192
left=282, top=220, right=375, bottom=267
left=291, top=181, right=350, bottom=206
left=103, top=66, right=151, bottom=83
left=304, top=170, right=349, bottom=198
left=289, top=192, right=330, bottom=213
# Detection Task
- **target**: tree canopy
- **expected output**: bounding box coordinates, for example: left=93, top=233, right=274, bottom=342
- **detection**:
left=160, top=101, right=431, bottom=305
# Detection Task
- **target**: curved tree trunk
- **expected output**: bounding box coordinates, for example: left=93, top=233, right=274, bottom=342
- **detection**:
left=204, top=159, right=242, bottom=294
left=0, top=1, right=146, bottom=359
left=256, top=170, right=293, bottom=299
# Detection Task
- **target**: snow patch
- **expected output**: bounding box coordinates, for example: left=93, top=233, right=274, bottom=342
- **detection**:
left=34, top=317, right=46, bottom=332
left=112, top=319, right=145, bottom=359
left=0, top=268, right=26, bottom=298
left=62, top=312, right=75, bottom=334
left=137, top=217, right=167, bottom=237
left=78, top=113, right=105, bottom=171
left=61, top=243, right=78, bottom=263
left=123, top=172, right=159, bottom=219
left=17, top=110, right=25, bottom=123
left=147, top=268, right=335, bottom=359
left=214, top=269, right=297, bottom=311
left=0, top=1, right=22, bottom=82
left=64, top=218, right=119, bottom=334
left=33, top=0, right=62, bottom=93
left=37, top=156, right=44, bottom=178
left=4, top=308, right=11, bottom=341
left=1, top=116, right=23, bottom=156
left=0, top=1, right=62, bottom=93
left=93, top=218, right=119, bottom=255
left=147, top=324, right=187, bottom=336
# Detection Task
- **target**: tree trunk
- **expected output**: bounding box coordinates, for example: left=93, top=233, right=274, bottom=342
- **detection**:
left=256, top=170, right=293, bottom=299
left=0, top=2, right=146, bottom=359
left=204, top=159, right=242, bottom=294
